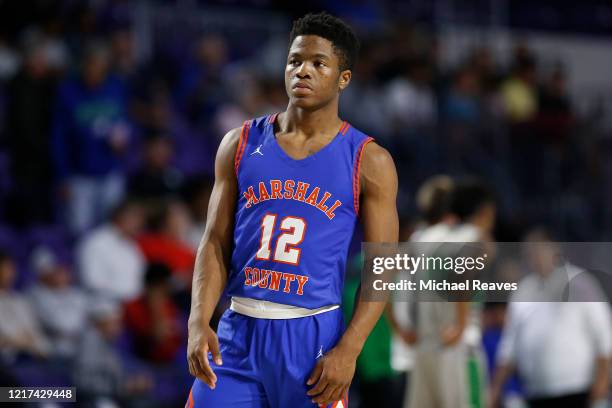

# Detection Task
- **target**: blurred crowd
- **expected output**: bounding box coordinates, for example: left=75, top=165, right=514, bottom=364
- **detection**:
left=0, top=1, right=610, bottom=407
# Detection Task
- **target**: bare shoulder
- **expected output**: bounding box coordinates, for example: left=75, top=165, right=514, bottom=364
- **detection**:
left=360, top=141, right=397, bottom=192
left=215, top=126, right=244, bottom=176
left=217, top=126, right=243, bottom=157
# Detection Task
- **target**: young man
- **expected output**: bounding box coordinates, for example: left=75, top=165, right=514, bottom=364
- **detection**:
left=186, top=12, right=398, bottom=408
left=408, top=179, right=494, bottom=408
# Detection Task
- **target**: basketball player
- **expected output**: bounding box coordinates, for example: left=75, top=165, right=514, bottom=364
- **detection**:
left=186, top=12, right=399, bottom=408
left=408, top=179, right=494, bottom=408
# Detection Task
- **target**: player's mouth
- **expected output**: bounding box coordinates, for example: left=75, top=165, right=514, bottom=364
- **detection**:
left=292, top=82, right=313, bottom=95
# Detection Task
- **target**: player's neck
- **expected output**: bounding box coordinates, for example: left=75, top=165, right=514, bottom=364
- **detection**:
left=280, top=104, right=343, bottom=138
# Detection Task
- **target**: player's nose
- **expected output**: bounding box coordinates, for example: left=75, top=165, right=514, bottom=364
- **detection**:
left=295, top=63, right=311, bottom=78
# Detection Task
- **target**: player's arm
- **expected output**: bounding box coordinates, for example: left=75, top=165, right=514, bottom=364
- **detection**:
left=187, top=127, right=241, bottom=389
left=307, top=142, right=399, bottom=405
left=385, top=303, right=417, bottom=345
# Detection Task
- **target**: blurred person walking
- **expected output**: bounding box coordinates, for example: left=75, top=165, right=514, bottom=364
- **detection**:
left=489, top=229, right=611, bottom=408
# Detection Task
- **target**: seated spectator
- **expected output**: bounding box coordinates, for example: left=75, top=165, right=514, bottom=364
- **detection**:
left=0, top=250, right=49, bottom=362
left=127, top=133, right=184, bottom=201
left=74, top=299, right=153, bottom=408
left=27, top=247, right=88, bottom=359
left=124, top=263, right=183, bottom=364
left=77, top=198, right=145, bottom=302
left=137, top=199, right=195, bottom=289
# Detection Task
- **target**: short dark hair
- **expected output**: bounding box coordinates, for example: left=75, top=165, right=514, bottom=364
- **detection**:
left=449, top=179, right=495, bottom=221
left=289, top=12, right=360, bottom=71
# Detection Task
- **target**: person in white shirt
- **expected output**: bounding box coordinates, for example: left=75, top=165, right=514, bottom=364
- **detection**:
left=489, top=229, right=612, bottom=408
left=77, top=198, right=146, bottom=302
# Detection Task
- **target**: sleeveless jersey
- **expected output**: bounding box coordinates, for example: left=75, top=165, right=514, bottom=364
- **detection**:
left=226, top=113, right=373, bottom=309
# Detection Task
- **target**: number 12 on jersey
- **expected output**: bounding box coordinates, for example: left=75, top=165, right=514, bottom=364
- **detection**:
left=255, top=214, right=307, bottom=265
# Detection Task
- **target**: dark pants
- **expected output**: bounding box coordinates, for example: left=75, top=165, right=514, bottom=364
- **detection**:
left=528, top=391, right=589, bottom=408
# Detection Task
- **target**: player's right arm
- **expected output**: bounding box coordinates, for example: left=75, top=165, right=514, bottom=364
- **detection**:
left=187, top=127, right=241, bottom=390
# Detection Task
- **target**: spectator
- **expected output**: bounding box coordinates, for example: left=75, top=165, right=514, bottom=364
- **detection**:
left=175, top=33, right=230, bottom=124
left=137, top=199, right=195, bottom=289
left=5, top=33, right=57, bottom=227
left=490, top=230, right=611, bottom=408
left=385, top=57, right=437, bottom=131
left=51, top=40, right=131, bottom=234
left=74, top=298, right=153, bottom=408
left=131, top=80, right=215, bottom=176
left=127, top=133, right=184, bottom=201
left=536, top=67, right=574, bottom=146
left=77, top=198, right=146, bottom=302
left=0, top=250, right=49, bottom=361
left=444, top=66, right=482, bottom=124
left=27, top=247, right=88, bottom=359
left=341, top=44, right=391, bottom=138
left=124, top=263, right=183, bottom=364
left=110, top=25, right=139, bottom=85
left=500, top=49, right=538, bottom=124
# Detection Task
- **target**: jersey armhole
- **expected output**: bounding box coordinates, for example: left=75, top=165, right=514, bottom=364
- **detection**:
left=234, top=120, right=252, bottom=177
left=352, top=136, right=374, bottom=216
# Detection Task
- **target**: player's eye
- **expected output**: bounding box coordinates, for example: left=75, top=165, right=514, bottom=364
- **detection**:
left=289, top=60, right=300, bottom=67
left=315, top=61, right=326, bottom=67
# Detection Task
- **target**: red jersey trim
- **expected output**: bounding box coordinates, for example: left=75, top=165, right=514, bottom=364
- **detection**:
left=234, top=120, right=251, bottom=177
left=353, top=136, right=374, bottom=216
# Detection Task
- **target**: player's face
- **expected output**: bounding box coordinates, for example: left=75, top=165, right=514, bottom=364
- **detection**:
left=285, top=35, right=351, bottom=110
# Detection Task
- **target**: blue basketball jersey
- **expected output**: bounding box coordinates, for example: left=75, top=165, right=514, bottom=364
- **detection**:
left=226, top=113, right=373, bottom=309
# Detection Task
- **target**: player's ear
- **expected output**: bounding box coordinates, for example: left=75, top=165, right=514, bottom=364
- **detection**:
left=338, top=70, right=352, bottom=92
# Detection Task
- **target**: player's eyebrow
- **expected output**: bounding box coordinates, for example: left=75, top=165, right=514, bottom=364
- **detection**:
left=288, top=52, right=331, bottom=60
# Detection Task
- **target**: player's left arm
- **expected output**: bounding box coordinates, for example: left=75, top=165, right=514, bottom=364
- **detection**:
left=307, top=141, right=399, bottom=405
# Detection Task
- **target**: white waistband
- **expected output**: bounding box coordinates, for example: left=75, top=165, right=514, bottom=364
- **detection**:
left=230, top=297, right=339, bottom=319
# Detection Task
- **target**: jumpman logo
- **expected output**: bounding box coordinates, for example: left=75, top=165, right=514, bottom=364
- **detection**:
left=316, top=345, right=324, bottom=359
left=251, top=144, right=264, bottom=156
